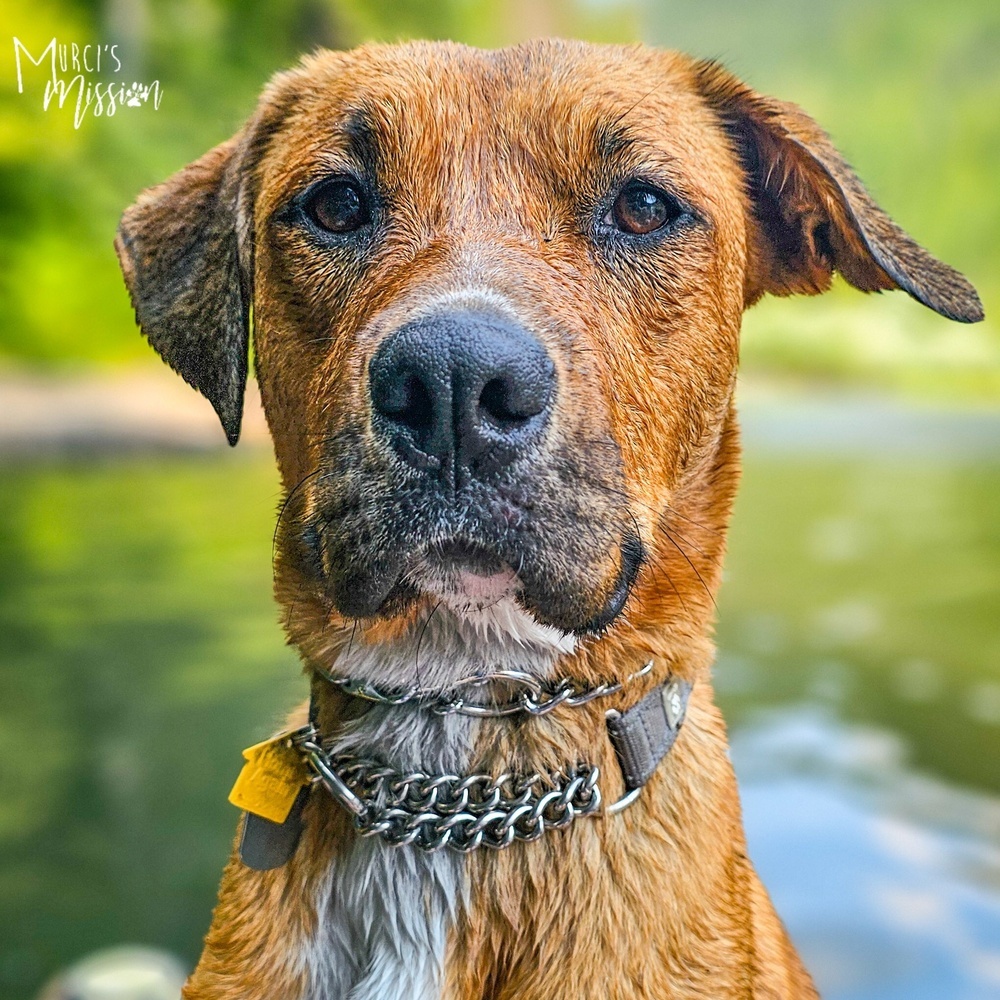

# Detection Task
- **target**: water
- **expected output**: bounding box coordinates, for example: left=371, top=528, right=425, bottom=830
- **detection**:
left=1, top=400, right=997, bottom=999
left=720, top=400, right=1000, bottom=998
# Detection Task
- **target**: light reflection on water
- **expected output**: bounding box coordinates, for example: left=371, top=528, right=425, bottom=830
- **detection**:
left=718, top=398, right=1000, bottom=999
left=0, top=400, right=997, bottom=999
left=733, top=708, right=1000, bottom=1000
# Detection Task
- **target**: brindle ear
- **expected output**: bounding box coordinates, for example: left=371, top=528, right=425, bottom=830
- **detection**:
left=115, top=133, right=254, bottom=445
left=693, top=60, right=983, bottom=324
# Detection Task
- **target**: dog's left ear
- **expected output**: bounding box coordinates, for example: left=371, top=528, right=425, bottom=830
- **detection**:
left=115, top=131, right=256, bottom=445
left=693, top=60, right=983, bottom=323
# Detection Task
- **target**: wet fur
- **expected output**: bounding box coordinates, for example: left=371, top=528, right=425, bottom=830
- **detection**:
left=115, top=40, right=981, bottom=1000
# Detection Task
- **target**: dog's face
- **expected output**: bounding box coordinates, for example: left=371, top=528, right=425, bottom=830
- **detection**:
left=116, top=41, right=981, bottom=677
left=254, top=44, right=748, bottom=642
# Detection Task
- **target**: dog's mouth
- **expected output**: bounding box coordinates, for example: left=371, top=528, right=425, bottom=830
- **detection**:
left=301, top=509, right=643, bottom=638
left=409, top=540, right=519, bottom=612
left=295, top=419, right=639, bottom=637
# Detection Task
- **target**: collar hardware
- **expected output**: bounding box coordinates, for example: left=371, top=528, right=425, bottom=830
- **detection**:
left=293, top=728, right=603, bottom=853
left=315, top=661, right=653, bottom=717
left=282, top=672, right=691, bottom=854
left=606, top=677, right=693, bottom=791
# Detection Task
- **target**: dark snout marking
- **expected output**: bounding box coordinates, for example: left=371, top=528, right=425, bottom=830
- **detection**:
left=368, top=310, right=556, bottom=486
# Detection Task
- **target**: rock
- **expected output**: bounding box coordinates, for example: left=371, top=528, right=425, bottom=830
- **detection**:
left=35, top=946, right=187, bottom=1000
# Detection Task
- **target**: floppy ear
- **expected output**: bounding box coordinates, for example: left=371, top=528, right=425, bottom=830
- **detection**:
left=115, top=132, right=255, bottom=445
left=693, top=60, right=983, bottom=324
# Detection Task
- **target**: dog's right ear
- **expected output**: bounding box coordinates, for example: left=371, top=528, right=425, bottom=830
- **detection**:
left=115, top=132, right=254, bottom=446
left=693, top=60, right=983, bottom=324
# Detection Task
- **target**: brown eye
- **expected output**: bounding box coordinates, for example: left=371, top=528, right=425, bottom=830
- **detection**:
left=609, top=183, right=681, bottom=235
left=304, top=179, right=370, bottom=233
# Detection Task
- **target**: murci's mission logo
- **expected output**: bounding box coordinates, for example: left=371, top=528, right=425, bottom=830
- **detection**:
left=13, top=37, right=162, bottom=128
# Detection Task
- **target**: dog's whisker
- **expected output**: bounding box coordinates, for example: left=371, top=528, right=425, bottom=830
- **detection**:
left=654, top=516, right=712, bottom=559
left=578, top=474, right=725, bottom=544
left=661, top=529, right=717, bottom=611
left=413, top=600, right=442, bottom=684
left=345, top=619, right=359, bottom=663
left=607, top=80, right=666, bottom=132
left=272, top=468, right=322, bottom=559
left=662, top=504, right=726, bottom=539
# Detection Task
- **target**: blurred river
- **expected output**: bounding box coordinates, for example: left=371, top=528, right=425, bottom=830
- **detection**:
left=0, top=396, right=997, bottom=999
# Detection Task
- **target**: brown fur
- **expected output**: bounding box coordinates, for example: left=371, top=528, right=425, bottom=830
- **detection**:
left=116, top=40, right=981, bottom=999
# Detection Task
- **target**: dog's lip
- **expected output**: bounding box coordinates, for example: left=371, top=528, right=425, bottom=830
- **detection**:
left=320, top=522, right=640, bottom=632
left=575, top=530, right=644, bottom=634
left=413, top=541, right=519, bottom=606
left=324, top=535, right=518, bottom=619
left=425, top=539, right=505, bottom=576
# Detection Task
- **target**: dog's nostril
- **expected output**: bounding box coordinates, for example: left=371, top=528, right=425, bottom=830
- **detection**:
left=377, top=371, right=434, bottom=431
left=479, top=376, right=543, bottom=427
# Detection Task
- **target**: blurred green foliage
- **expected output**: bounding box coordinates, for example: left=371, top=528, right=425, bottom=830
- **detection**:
left=0, top=0, right=996, bottom=395
left=0, top=452, right=300, bottom=996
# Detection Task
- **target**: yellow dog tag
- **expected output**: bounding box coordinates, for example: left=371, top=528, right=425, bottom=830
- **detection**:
left=228, top=732, right=311, bottom=824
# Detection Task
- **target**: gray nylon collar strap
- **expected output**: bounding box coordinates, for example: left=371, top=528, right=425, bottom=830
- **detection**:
left=605, top=677, right=693, bottom=792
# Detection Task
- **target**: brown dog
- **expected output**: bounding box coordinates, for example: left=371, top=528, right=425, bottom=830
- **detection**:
left=116, top=40, right=982, bottom=1000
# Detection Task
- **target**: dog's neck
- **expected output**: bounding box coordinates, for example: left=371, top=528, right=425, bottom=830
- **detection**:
left=326, top=598, right=577, bottom=696
left=297, top=612, right=576, bottom=1000
left=307, top=603, right=587, bottom=790
left=297, top=622, right=719, bottom=1000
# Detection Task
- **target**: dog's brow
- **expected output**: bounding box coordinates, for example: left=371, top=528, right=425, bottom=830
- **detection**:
left=339, top=107, right=380, bottom=175
left=593, top=123, right=636, bottom=160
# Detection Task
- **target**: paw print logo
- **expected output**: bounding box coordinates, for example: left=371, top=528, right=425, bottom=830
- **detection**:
left=125, top=82, right=143, bottom=107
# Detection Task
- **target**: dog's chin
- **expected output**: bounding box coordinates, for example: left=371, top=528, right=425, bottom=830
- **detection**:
left=406, top=555, right=578, bottom=651
left=410, top=557, right=519, bottom=614
left=328, top=558, right=577, bottom=692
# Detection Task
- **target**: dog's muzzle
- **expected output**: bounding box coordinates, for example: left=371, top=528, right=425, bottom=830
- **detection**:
left=296, top=308, right=638, bottom=633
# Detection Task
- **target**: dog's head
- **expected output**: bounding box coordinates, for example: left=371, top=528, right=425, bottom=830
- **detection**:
left=116, top=41, right=981, bottom=682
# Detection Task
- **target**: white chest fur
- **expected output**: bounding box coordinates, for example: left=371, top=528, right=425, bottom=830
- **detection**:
left=301, top=708, right=471, bottom=1000
left=300, top=606, right=570, bottom=1000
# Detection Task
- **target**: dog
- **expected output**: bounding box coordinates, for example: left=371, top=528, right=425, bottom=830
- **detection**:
left=115, top=40, right=982, bottom=1000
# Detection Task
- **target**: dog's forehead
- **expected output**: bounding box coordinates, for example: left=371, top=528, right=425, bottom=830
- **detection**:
left=255, top=41, right=735, bottom=211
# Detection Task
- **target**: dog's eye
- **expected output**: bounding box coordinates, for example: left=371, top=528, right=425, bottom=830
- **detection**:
left=607, top=182, right=681, bottom=235
left=304, top=179, right=370, bottom=233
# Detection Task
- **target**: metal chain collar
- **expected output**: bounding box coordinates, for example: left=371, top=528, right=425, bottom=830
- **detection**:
left=276, top=660, right=689, bottom=854
left=317, top=660, right=653, bottom=718
left=292, top=726, right=603, bottom=852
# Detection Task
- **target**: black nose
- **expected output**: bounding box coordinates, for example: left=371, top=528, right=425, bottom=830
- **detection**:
left=368, top=310, right=556, bottom=484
